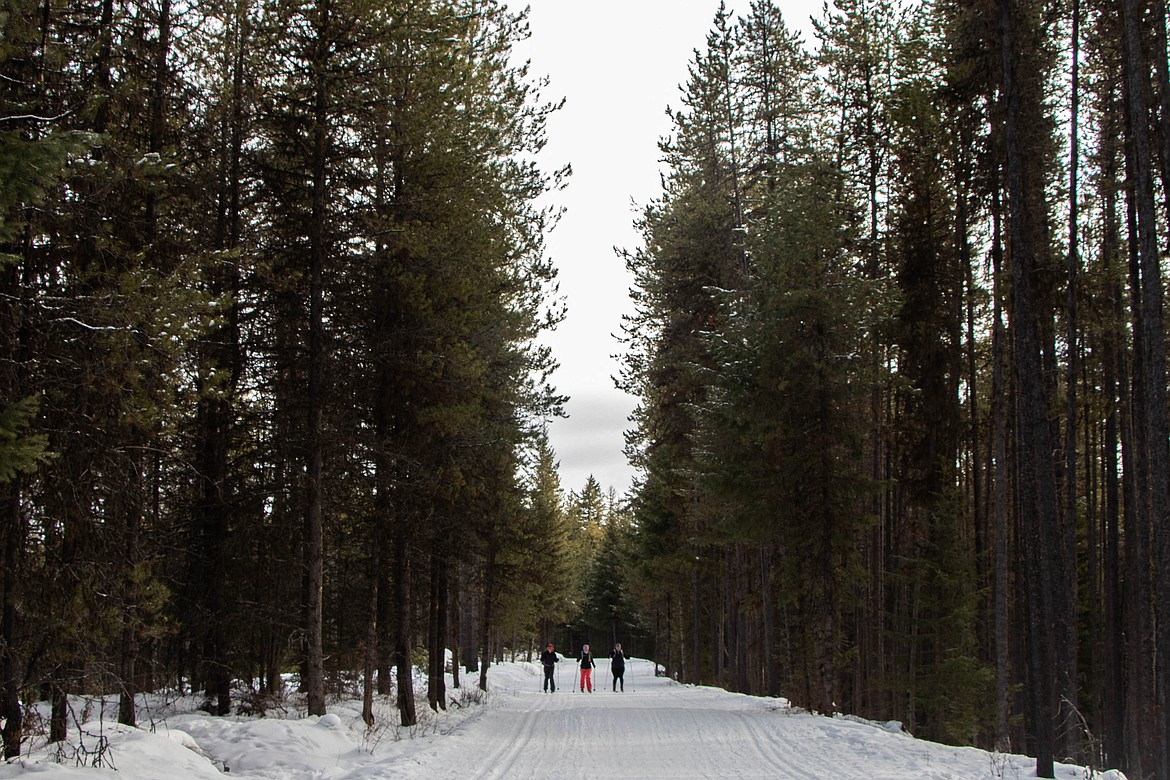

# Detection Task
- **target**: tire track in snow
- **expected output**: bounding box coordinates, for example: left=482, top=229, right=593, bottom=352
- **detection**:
left=474, top=691, right=561, bottom=780
left=729, top=709, right=814, bottom=777
left=370, top=663, right=991, bottom=779
left=730, top=707, right=885, bottom=779
left=613, top=678, right=871, bottom=778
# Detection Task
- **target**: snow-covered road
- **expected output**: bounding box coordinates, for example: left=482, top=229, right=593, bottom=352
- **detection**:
left=371, top=659, right=1083, bottom=779
left=1, top=658, right=1100, bottom=780
left=428, top=667, right=795, bottom=778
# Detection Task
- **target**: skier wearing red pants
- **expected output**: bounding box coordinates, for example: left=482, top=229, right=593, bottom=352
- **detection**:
left=578, top=644, right=596, bottom=692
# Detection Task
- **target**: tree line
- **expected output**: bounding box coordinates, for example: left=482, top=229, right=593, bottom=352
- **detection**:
left=0, top=0, right=582, bottom=759
left=619, top=0, right=1170, bottom=777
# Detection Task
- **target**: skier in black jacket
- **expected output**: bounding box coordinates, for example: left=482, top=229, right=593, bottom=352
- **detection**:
left=541, top=643, right=559, bottom=692
left=610, top=643, right=628, bottom=692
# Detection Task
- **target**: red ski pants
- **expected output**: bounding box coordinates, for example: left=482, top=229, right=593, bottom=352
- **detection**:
left=580, top=668, right=593, bottom=691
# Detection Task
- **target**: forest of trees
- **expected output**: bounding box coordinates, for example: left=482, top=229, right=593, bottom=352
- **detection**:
left=5, top=0, right=1170, bottom=778
left=617, top=0, right=1170, bottom=777
left=0, top=0, right=615, bottom=762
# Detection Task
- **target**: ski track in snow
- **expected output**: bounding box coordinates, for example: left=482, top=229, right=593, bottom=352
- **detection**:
left=348, top=659, right=1063, bottom=779
left=0, top=659, right=1093, bottom=780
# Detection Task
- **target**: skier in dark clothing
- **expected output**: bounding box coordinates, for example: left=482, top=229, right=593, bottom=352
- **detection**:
left=610, top=643, right=628, bottom=691
left=541, top=643, right=559, bottom=692
left=578, top=644, right=596, bottom=692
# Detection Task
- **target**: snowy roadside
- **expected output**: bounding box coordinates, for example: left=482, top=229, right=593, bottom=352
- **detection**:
left=0, top=660, right=541, bottom=780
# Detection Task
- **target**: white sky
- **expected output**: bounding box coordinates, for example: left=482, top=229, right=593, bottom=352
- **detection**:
left=515, top=0, right=823, bottom=497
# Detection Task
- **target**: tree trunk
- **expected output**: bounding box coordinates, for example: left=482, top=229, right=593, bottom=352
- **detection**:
left=1121, top=0, right=1170, bottom=774
left=998, top=1, right=1063, bottom=773
left=117, top=466, right=142, bottom=727
left=990, top=183, right=1012, bottom=752
left=1, top=481, right=23, bottom=759
left=478, top=545, right=496, bottom=692
left=437, top=560, right=448, bottom=706
left=49, top=683, right=67, bottom=744
left=1121, top=139, right=1155, bottom=778
left=301, top=0, right=332, bottom=719
left=361, top=541, right=378, bottom=729
left=761, top=547, right=777, bottom=697
left=450, top=571, right=461, bottom=690
left=1098, top=99, right=1127, bottom=769
left=376, top=558, right=392, bottom=695
left=459, top=562, right=478, bottom=675
left=690, top=562, right=701, bottom=685
left=1060, top=0, right=1081, bottom=757
left=195, top=0, right=246, bottom=718
left=666, top=590, right=673, bottom=680
left=393, top=532, right=416, bottom=726
left=427, top=554, right=448, bottom=712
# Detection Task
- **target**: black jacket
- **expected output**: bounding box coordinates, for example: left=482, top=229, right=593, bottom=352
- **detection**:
left=610, top=649, right=627, bottom=668
left=541, top=650, right=559, bottom=668
left=578, top=651, right=596, bottom=669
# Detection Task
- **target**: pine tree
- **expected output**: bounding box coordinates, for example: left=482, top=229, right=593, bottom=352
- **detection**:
left=995, top=0, right=1066, bottom=772
left=1119, top=0, right=1170, bottom=772
left=620, top=6, right=745, bottom=684
left=612, top=0, right=1168, bottom=768
left=885, top=23, right=991, bottom=741
left=527, top=436, right=578, bottom=641
left=0, top=23, right=87, bottom=741
left=580, top=504, right=639, bottom=649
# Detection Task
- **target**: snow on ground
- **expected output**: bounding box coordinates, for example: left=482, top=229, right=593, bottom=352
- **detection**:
left=0, top=658, right=1123, bottom=779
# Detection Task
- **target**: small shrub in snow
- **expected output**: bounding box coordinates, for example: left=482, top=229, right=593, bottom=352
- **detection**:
left=459, top=686, right=487, bottom=707
left=235, top=688, right=289, bottom=718
left=52, top=726, right=113, bottom=769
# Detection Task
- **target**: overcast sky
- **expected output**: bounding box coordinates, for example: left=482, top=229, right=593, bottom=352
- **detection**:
left=514, top=0, right=822, bottom=497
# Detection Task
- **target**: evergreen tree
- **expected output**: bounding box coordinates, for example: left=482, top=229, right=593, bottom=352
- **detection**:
left=526, top=436, right=578, bottom=641
left=882, top=21, right=991, bottom=741
left=579, top=502, right=639, bottom=649
left=620, top=5, right=745, bottom=684
left=0, top=8, right=93, bottom=748
left=0, top=0, right=564, bottom=737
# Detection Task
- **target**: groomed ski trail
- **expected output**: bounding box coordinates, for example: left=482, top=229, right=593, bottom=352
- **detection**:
left=357, top=659, right=1082, bottom=779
